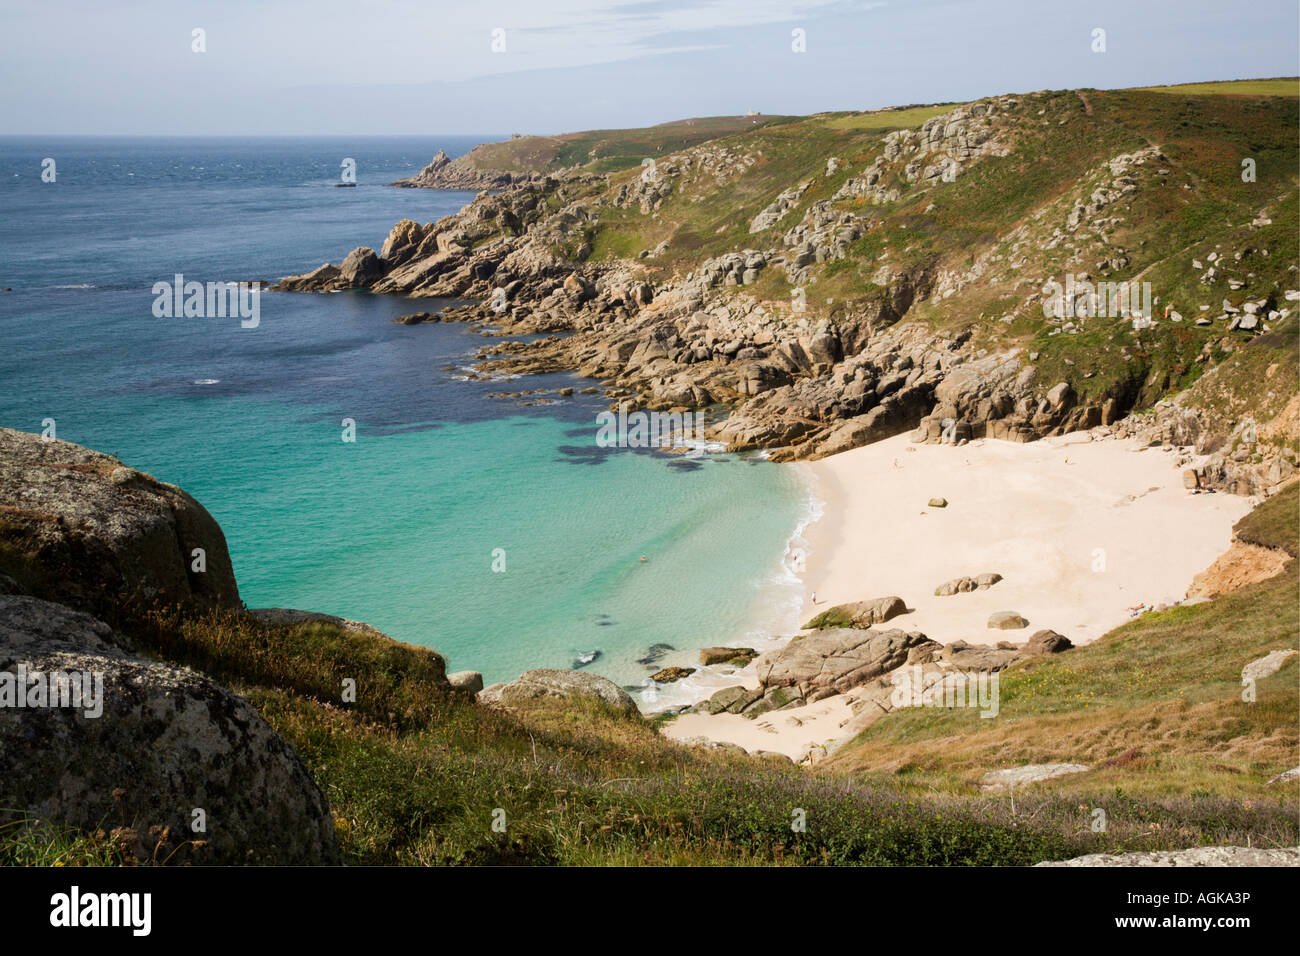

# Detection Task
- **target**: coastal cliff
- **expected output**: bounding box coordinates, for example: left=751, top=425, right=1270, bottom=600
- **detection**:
left=280, top=84, right=1299, bottom=496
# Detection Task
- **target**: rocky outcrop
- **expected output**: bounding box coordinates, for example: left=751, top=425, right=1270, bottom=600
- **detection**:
left=478, top=668, right=638, bottom=715
left=755, top=628, right=939, bottom=693
left=390, top=149, right=516, bottom=191
left=0, top=595, right=338, bottom=864
left=0, top=428, right=240, bottom=620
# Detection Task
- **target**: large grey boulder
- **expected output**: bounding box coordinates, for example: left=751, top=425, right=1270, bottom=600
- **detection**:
left=0, top=595, right=338, bottom=864
left=0, top=428, right=240, bottom=618
left=756, top=628, right=938, bottom=692
left=478, top=668, right=638, bottom=715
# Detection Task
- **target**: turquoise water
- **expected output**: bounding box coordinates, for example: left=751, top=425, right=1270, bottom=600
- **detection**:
left=0, top=137, right=810, bottom=700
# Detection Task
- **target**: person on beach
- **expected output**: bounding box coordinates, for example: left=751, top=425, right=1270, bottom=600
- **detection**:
left=811, top=591, right=818, bottom=605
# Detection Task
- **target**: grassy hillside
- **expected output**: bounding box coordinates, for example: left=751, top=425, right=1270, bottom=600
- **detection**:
left=456, top=114, right=800, bottom=177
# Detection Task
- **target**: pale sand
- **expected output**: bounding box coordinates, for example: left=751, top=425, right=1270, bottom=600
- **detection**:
left=663, top=430, right=1253, bottom=761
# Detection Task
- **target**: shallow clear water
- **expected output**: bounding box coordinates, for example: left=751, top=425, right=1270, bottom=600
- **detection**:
left=0, top=136, right=811, bottom=699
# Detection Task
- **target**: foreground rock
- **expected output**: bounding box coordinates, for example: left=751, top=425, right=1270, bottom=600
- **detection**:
left=0, top=595, right=338, bottom=864
left=802, top=596, right=906, bottom=630
left=0, top=428, right=240, bottom=618
left=478, top=668, right=639, bottom=715
left=1037, top=846, right=1300, bottom=867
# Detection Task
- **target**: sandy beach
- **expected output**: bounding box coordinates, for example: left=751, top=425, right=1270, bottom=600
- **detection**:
left=664, top=430, right=1255, bottom=761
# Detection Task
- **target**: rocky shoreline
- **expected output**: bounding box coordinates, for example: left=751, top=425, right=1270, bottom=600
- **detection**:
left=276, top=95, right=1297, bottom=497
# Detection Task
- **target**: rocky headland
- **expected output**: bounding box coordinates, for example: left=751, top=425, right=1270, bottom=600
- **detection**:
left=277, top=89, right=1298, bottom=498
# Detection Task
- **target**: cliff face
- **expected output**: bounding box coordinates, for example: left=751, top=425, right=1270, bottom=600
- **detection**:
left=279, top=86, right=1299, bottom=492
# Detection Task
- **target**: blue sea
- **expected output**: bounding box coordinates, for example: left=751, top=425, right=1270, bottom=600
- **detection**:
left=0, top=136, right=813, bottom=704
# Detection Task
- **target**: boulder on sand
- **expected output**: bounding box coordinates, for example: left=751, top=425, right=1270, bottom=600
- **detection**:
left=935, top=572, right=1002, bottom=596
left=988, top=610, right=1028, bottom=629
left=803, top=596, right=906, bottom=630
left=1020, top=629, right=1073, bottom=656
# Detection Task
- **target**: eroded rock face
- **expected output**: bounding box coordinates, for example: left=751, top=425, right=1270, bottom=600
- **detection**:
left=0, top=595, right=338, bottom=864
left=755, top=628, right=938, bottom=693
left=478, top=668, right=639, bottom=715
left=0, top=428, right=240, bottom=620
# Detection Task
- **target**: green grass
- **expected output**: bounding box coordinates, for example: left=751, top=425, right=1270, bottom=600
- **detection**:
left=1235, top=481, right=1299, bottom=556
left=819, top=104, right=959, bottom=131
left=1134, top=78, right=1298, bottom=97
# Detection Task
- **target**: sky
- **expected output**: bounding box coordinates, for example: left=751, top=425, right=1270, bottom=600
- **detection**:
left=1, top=0, right=1297, bottom=135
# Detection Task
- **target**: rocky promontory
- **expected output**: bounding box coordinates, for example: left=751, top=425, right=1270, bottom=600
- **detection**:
left=275, top=89, right=1297, bottom=494
left=390, top=148, right=519, bottom=191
